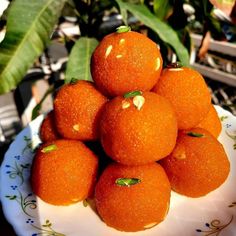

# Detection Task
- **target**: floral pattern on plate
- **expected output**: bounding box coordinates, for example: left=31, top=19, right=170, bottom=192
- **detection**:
left=0, top=106, right=236, bottom=236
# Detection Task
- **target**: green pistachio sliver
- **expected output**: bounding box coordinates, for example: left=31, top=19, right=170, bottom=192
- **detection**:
left=70, top=78, right=78, bottom=84
left=187, top=132, right=204, bottom=138
left=123, top=91, right=142, bottom=98
left=115, top=178, right=141, bottom=187
left=116, top=25, right=131, bottom=33
left=41, top=144, right=57, bottom=153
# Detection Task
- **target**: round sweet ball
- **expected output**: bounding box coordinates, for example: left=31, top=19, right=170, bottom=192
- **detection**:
left=196, top=104, right=221, bottom=138
left=160, top=128, right=230, bottom=197
left=54, top=81, right=108, bottom=141
left=39, top=111, right=60, bottom=142
left=153, top=66, right=211, bottom=130
left=100, top=91, right=177, bottom=165
left=31, top=139, right=98, bottom=205
left=95, top=163, right=171, bottom=232
left=91, top=30, right=163, bottom=97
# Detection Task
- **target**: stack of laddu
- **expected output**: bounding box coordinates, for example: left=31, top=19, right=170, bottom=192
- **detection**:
left=30, top=26, right=230, bottom=233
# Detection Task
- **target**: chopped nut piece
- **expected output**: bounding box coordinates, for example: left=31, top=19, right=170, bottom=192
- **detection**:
left=105, top=45, right=113, bottom=58
left=119, top=38, right=125, bottom=45
left=187, top=132, right=204, bottom=137
left=116, top=25, right=131, bottom=33
left=155, top=58, right=161, bottom=71
left=41, top=144, right=57, bottom=153
left=133, top=95, right=145, bottom=110
left=73, top=124, right=80, bottom=132
left=173, top=146, right=186, bottom=160
left=122, top=100, right=131, bottom=109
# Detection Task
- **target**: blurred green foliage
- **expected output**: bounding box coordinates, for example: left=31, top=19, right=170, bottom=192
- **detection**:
left=0, top=0, right=227, bottom=94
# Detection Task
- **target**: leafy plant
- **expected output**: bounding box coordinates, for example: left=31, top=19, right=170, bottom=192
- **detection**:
left=65, top=37, right=98, bottom=83
left=0, top=0, right=67, bottom=94
left=0, top=0, right=227, bottom=97
left=0, top=0, right=192, bottom=95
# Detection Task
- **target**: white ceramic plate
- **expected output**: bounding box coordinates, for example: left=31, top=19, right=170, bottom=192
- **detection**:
left=1, top=106, right=236, bottom=236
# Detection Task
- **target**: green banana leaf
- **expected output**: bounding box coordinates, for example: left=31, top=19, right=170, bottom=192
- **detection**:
left=0, top=0, right=66, bottom=94
left=116, top=0, right=190, bottom=66
left=65, top=37, right=98, bottom=83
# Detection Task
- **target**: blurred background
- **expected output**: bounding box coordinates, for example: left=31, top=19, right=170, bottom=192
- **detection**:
left=0, top=0, right=235, bottom=234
